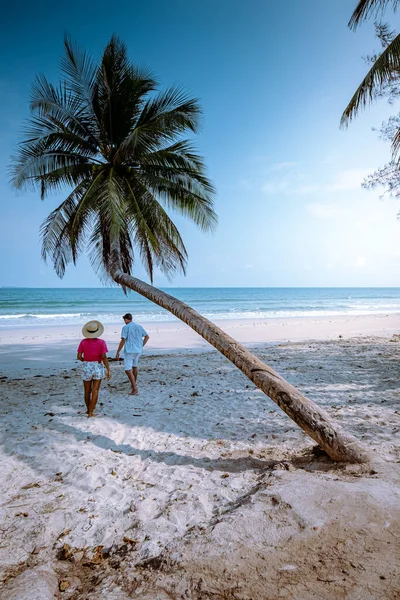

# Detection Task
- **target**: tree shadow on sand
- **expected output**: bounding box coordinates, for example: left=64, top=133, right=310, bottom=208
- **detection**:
left=2, top=338, right=397, bottom=490
left=0, top=412, right=334, bottom=496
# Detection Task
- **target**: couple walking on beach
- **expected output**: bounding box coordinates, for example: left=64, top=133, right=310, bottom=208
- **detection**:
left=77, top=313, right=149, bottom=417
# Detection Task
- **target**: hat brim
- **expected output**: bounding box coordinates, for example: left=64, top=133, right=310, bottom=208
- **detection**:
left=82, top=320, right=104, bottom=338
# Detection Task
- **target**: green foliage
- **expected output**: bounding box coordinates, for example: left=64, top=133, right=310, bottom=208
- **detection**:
left=349, top=0, right=400, bottom=30
left=343, top=4, right=400, bottom=197
left=10, top=36, right=217, bottom=283
left=342, top=1, right=400, bottom=125
left=341, top=32, right=400, bottom=125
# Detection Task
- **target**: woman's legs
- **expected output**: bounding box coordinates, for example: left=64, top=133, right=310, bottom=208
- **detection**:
left=83, top=380, right=92, bottom=412
left=88, top=379, right=101, bottom=417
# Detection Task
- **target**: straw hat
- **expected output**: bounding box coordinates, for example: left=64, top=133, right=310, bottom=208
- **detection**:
left=82, top=320, right=104, bottom=338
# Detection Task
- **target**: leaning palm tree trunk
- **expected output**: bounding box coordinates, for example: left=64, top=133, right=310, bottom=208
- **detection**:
left=110, top=251, right=369, bottom=464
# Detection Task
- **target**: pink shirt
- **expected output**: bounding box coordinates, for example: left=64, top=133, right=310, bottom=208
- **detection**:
left=77, top=338, right=108, bottom=362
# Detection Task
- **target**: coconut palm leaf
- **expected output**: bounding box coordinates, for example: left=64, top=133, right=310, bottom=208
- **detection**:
left=115, top=91, right=201, bottom=162
left=61, top=37, right=97, bottom=112
left=341, top=33, right=400, bottom=125
left=31, top=74, right=99, bottom=147
left=349, top=0, right=400, bottom=29
left=125, top=178, right=188, bottom=278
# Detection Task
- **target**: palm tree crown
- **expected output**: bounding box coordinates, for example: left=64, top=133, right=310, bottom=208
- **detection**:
left=11, top=36, right=217, bottom=282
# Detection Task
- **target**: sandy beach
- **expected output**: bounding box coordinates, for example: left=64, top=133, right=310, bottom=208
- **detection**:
left=0, top=314, right=399, bottom=599
left=0, top=312, right=399, bottom=376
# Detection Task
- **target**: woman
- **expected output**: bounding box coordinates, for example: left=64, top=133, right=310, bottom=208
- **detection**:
left=77, top=321, right=111, bottom=417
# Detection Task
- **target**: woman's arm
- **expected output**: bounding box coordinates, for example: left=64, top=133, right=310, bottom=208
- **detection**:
left=102, top=354, right=111, bottom=380
left=77, top=352, right=84, bottom=362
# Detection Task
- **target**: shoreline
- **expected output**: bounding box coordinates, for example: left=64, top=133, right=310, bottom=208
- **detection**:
left=0, top=312, right=399, bottom=377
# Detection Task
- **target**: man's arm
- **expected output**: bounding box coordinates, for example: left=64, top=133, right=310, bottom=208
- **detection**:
left=143, top=334, right=149, bottom=347
left=116, top=338, right=125, bottom=360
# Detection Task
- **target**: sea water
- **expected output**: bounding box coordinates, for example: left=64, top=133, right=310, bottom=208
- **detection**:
left=1, top=287, right=400, bottom=329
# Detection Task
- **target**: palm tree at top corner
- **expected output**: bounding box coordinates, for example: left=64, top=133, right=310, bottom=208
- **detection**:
left=342, top=0, right=400, bottom=126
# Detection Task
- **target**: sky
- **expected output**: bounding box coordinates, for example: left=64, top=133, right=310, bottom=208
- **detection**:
left=1, top=0, right=400, bottom=288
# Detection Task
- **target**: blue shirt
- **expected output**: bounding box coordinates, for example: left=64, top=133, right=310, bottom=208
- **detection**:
left=121, top=322, right=148, bottom=354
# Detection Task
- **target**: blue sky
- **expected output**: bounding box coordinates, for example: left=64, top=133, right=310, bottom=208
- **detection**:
left=1, top=0, right=400, bottom=287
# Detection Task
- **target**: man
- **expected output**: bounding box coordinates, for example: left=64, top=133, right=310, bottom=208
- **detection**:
left=116, top=313, right=149, bottom=395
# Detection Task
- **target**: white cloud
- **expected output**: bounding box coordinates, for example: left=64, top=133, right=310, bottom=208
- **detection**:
left=262, top=180, right=293, bottom=194
left=323, top=155, right=340, bottom=165
left=296, top=185, right=320, bottom=195
left=326, top=168, right=372, bottom=192
left=354, top=213, right=385, bottom=228
left=355, top=256, right=367, bottom=268
left=236, top=178, right=252, bottom=190
left=267, top=161, right=300, bottom=173
left=262, top=166, right=372, bottom=197
left=305, top=203, right=351, bottom=219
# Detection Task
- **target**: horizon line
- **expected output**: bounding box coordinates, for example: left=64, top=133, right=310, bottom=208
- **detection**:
left=2, top=285, right=400, bottom=290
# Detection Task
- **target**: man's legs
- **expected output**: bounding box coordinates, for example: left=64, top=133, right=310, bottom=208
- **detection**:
left=124, top=353, right=139, bottom=395
left=83, top=380, right=92, bottom=413
left=88, top=379, right=101, bottom=417
left=125, top=369, right=138, bottom=395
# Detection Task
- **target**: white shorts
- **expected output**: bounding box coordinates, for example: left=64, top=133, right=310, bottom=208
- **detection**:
left=124, top=352, right=141, bottom=370
left=82, top=362, right=105, bottom=381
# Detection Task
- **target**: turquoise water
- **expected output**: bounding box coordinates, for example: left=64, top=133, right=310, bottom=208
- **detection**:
left=1, top=287, right=400, bottom=329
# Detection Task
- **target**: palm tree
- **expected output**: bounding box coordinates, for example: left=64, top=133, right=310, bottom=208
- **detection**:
left=11, top=36, right=367, bottom=463
left=342, top=0, right=400, bottom=125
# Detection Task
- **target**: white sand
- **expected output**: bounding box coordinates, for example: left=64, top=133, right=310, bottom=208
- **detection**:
left=0, top=314, right=399, bottom=598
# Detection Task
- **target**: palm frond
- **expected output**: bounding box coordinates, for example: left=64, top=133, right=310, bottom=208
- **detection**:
left=140, top=141, right=215, bottom=192
left=11, top=73, right=101, bottom=190
left=11, top=148, right=92, bottom=192
left=137, top=86, right=200, bottom=134
left=143, top=175, right=217, bottom=232
left=349, top=0, right=400, bottom=29
left=31, top=74, right=99, bottom=148
left=86, top=169, right=133, bottom=277
left=390, top=124, right=400, bottom=157
left=125, top=179, right=187, bottom=280
left=34, top=163, right=95, bottom=198
left=341, top=32, right=400, bottom=125
left=40, top=182, right=88, bottom=277
left=88, top=215, right=134, bottom=283
left=87, top=171, right=134, bottom=279
left=67, top=170, right=107, bottom=260
left=61, top=36, right=98, bottom=121
left=116, top=88, right=201, bottom=162
left=97, top=169, right=128, bottom=237
left=94, top=35, right=156, bottom=147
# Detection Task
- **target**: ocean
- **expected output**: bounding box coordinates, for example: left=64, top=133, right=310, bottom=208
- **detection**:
left=0, top=287, right=400, bottom=329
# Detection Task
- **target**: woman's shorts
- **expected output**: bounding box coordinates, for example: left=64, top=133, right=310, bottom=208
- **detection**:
left=82, top=362, right=105, bottom=381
